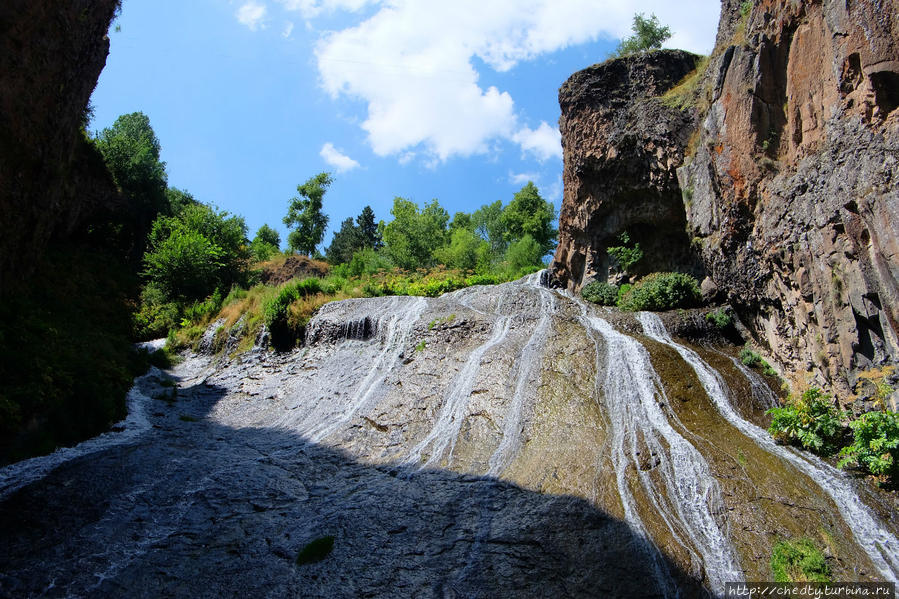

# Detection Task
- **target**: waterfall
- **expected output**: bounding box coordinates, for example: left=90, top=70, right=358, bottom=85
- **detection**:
left=487, top=274, right=555, bottom=476
left=301, top=296, right=428, bottom=443
left=638, top=312, right=899, bottom=580
left=581, top=314, right=743, bottom=596
left=404, top=313, right=513, bottom=468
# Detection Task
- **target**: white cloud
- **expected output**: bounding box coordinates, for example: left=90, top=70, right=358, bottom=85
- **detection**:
left=278, top=0, right=377, bottom=19
left=282, top=21, right=295, bottom=38
left=236, top=1, right=267, bottom=31
left=312, top=1, right=717, bottom=164
left=509, top=171, right=539, bottom=186
left=320, top=142, right=361, bottom=172
left=512, top=122, right=562, bottom=162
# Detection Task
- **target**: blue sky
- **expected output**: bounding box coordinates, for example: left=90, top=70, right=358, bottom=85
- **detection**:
left=90, top=0, right=719, bottom=250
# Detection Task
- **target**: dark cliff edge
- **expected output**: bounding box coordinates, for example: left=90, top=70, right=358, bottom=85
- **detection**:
left=0, top=1, right=142, bottom=464
left=551, top=0, right=899, bottom=407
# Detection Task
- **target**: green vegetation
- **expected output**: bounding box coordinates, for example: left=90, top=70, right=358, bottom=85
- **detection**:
left=770, top=538, right=830, bottom=583
left=606, top=232, right=643, bottom=274
left=661, top=55, right=711, bottom=111
left=284, top=172, right=332, bottom=256
left=250, top=224, right=281, bottom=262
left=740, top=346, right=777, bottom=377
left=767, top=388, right=846, bottom=456
left=838, top=410, right=899, bottom=482
left=706, top=308, right=733, bottom=329
left=618, top=272, right=701, bottom=311
left=296, top=535, right=335, bottom=565
left=325, top=206, right=382, bottom=265
left=581, top=281, right=619, bottom=306
left=614, top=13, right=671, bottom=57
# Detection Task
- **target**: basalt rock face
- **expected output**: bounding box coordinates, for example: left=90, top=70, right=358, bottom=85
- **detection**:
left=550, top=50, right=705, bottom=290
left=679, top=0, right=899, bottom=398
left=0, top=0, right=121, bottom=290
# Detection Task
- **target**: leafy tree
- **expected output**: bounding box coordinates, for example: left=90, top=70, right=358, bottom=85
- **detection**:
left=472, top=200, right=507, bottom=260
left=615, top=13, right=671, bottom=57
left=165, top=187, right=197, bottom=215
left=380, top=198, right=449, bottom=269
left=449, top=211, right=474, bottom=233
left=94, top=112, right=169, bottom=244
left=356, top=206, right=382, bottom=250
left=143, top=203, right=249, bottom=301
left=434, top=228, right=488, bottom=271
left=284, top=172, right=332, bottom=256
left=504, top=234, right=544, bottom=272
left=501, top=182, right=557, bottom=256
left=325, top=217, right=362, bottom=265
left=250, top=224, right=280, bottom=262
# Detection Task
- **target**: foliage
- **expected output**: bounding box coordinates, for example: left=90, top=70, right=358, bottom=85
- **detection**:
left=770, top=538, right=830, bottom=583
left=838, top=410, right=899, bottom=481
left=380, top=198, right=449, bottom=269
left=706, top=308, right=733, bottom=329
left=767, top=388, right=846, bottom=456
left=581, top=281, right=619, bottom=306
left=296, top=536, right=335, bottom=565
left=434, top=228, right=489, bottom=272
left=356, top=206, right=382, bottom=250
left=284, top=172, right=332, bottom=256
left=503, top=234, right=544, bottom=273
left=0, top=247, right=140, bottom=464
left=661, top=56, right=711, bottom=111
left=740, top=346, right=777, bottom=376
left=618, top=272, right=700, bottom=311
left=325, top=217, right=362, bottom=265
left=143, top=203, right=249, bottom=302
left=165, top=187, right=198, bottom=215
left=615, top=13, right=671, bottom=57
left=472, top=200, right=508, bottom=260
left=606, top=232, right=643, bottom=273
left=501, top=182, right=557, bottom=256
left=250, top=224, right=281, bottom=262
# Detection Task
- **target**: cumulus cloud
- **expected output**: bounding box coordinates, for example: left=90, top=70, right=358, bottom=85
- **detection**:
left=277, top=0, right=377, bottom=19
left=236, top=1, right=268, bottom=31
left=513, top=122, right=562, bottom=162
left=509, top=171, right=539, bottom=186
left=312, top=0, right=717, bottom=163
left=320, top=142, right=361, bottom=172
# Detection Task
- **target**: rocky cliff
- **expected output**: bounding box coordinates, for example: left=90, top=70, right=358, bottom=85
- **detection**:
left=0, top=0, right=121, bottom=291
left=551, top=50, right=705, bottom=289
left=552, top=0, right=899, bottom=401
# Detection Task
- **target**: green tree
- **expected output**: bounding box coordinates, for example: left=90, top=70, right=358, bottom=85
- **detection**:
left=144, top=203, right=249, bottom=301
left=607, top=232, right=643, bottom=273
left=472, top=200, right=507, bottom=260
left=165, top=187, right=198, bottom=215
left=250, top=224, right=281, bottom=262
left=94, top=112, right=169, bottom=245
left=284, top=172, right=332, bottom=256
left=380, top=198, right=449, bottom=269
left=615, top=13, right=671, bottom=56
left=449, top=211, right=474, bottom=233
left=356, top=205, right=382, bottom=250
left=504, top=234, right=544, bottom=272
left=501, top=182, right=557, bottom=256
left=434, top=228, right=488, bottom=271
left=325, top=217, right=362, bottom=265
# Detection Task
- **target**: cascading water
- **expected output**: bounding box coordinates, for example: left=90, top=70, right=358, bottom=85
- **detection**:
left=638, top=311, right=899, bottom=580
left=581, top=314, right=743, bottom=596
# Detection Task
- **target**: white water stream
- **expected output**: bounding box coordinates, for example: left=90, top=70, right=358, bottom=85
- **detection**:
left=638, top=311, right=899, bottom=580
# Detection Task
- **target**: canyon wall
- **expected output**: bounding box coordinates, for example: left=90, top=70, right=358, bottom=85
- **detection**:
left=0, top=0, right=121, bottom=291
left=552, top=0, right=899, bottom=400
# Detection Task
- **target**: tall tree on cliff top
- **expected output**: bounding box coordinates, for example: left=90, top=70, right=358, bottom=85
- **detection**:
left=614, top=13, right=671, bottom=56
left=284, top=172, right=331, bottom=256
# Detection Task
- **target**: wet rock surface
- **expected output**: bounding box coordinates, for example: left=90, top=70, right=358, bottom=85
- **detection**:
left=1, top=277, right=897, bottom=597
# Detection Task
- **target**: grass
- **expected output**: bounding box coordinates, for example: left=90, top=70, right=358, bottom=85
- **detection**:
left=296, top=535, right=335, bottom=565
left=770, top=538, right=830, bottom=583
left=660, top=55, right=711, bottom=111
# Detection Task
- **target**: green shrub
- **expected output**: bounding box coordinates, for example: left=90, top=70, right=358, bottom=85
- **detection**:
left=263, top=278, right=325, bottom=350
left=464, top=273, right=500, bottom=286
left=296, top=535, right=335, bottom=565
left=770, top=538, right=830, bottom=583
left=618, top=272, right=700, bottom=311
left=581, top=281, right=618, bottom=305
left=766, top=388, right=846, bottom=456
left=706, top=308, right=732, bottom=329
left=740, top=347, right=762, bottom=367
left=838, top=410, right=899, bottom=481
left=606, top=232, right=643, bottom=273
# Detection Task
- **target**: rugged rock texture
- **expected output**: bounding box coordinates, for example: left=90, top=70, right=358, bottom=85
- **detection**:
left=550, top=50, right=705, bottom=290
left=0, top=0, right=121, bottom=291
left=679, top=0, right=899, bottom=398
left=2, top=279, right=897, bottom=596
